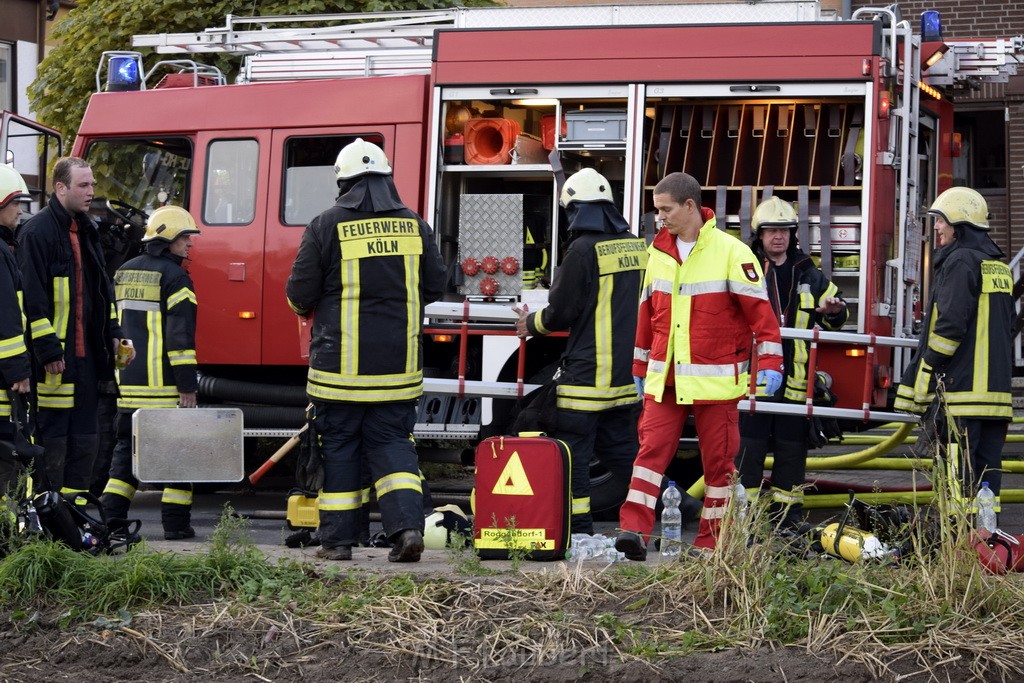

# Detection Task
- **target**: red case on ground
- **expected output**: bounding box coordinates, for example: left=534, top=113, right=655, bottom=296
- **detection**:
left=473, top=435, right=571, bottom=561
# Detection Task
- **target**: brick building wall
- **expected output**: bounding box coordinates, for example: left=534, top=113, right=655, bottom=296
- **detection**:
left=852, top=0, right=1023, bottom=256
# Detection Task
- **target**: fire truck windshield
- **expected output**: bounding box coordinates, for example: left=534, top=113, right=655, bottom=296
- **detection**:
left=84, top=136, right=192, bottom=216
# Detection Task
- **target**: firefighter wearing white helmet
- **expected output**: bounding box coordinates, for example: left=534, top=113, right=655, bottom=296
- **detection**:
left=736, top=195, right=848, bottom=531
left=101, top=204, right=201, bottom=541
left=896, top=186, right=1012, bottom=518
left=513, top=167, right=645, bottom=534
left=0, top=165, right=32, bottom=499
left=288, top=137, right=445, bottom=562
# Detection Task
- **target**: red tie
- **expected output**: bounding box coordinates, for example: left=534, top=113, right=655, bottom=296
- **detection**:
left=68, top=219, right=86, bottom=358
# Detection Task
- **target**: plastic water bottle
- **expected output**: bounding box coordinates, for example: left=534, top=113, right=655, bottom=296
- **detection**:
left=975, top=481, right=997, bottom=534
left=660, top=481, right=682, bottom=559
left=733, top=481, right=748, bottom=525
left=567, top=534, right=604, bottom=561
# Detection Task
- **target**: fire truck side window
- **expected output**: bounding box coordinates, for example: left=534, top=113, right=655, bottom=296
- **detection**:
left=204, top=139, right=258, bottom=225
left=281, top=134, right=384, bottom=226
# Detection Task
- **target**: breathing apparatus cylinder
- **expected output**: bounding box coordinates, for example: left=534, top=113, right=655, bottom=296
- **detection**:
left=818, top=522, right=898, bottom=563
left=33, top=491, right=86, bottom=551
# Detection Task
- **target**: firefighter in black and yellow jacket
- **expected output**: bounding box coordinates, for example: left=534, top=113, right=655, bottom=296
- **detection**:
left=286, top=139, right=446, bottom=562
left=736, top=197, right=847, bottom=530
left=895, top=186, right=1013, bottom=515
left=0, top=166, right=33, bottom=498
left=100, top=206, right=200, bottom=539
left=17, top=157, right=123, bottom=496
left=514, top=168, right=646, bottom=534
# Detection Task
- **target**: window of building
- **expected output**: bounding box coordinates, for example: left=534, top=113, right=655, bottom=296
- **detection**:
left=204, top=139, right=259, bottom=225
left=953, top=109, right=1006, bottom=190
left=281, top=134, right=384, bottom=226
left=0, top=43, right=11, bottom=114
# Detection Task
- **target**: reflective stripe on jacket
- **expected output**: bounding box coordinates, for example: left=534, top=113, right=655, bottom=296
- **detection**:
left=633, top=208, right=783, bottom=405
left=286, top=204, right=446, bottom=403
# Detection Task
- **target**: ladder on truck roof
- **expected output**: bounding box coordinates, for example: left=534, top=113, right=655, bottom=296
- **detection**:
left=130, top=2, right=826, bottom=82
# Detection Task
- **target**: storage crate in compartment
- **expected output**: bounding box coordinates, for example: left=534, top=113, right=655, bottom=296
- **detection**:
left=564, top=109, right=627, bottom=142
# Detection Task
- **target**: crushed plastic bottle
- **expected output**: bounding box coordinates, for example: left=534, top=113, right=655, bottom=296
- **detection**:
left=733, top=481, right=748, bottom=525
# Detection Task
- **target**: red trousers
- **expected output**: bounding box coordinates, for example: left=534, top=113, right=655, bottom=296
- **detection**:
left=619, top=386, right=739, bottom=549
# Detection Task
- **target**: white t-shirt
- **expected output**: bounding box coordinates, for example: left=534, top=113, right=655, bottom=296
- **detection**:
left=676, top=237, right=696, bottom=262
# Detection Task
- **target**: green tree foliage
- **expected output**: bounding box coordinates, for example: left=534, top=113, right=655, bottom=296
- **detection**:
left=29, top=0, right=494, bottom=151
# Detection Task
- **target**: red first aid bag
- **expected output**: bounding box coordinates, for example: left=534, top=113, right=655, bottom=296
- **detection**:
left=473, top=434, right=571, bottom=561
left=972, top=529, right=1024, bottom=574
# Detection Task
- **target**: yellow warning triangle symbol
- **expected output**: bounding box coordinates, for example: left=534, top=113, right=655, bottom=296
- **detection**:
left=491, top=451, right=534, bottom=496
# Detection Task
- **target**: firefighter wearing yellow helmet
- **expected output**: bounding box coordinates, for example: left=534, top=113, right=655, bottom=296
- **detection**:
left=101, top=205, right=201, bottom=541
left=287, top=138, right=446, bottom=562
left=0, top=165, right=32, bottom=499
left=513, top=167, right=646, bottom=534
left=896, top=186, right=1012, bottom=519
left=736, top=195, right=848, bottom=532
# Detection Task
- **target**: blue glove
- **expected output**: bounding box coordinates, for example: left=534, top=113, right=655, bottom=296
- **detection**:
left=633, top=375, right=645, bottom=400
left=756, top=369, right=783, bottom=396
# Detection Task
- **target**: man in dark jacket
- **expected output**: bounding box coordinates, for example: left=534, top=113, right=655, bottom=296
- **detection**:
left=514, top=168, right=645, bottom=533
left=736, top=196, right=847, bottom=530
left=894, top=186, right=1013, bottom=517
left=0, top=166, right=33, bottom=497
left=286, top=139, right=446, bottom=562
left=17, top=157, right=124, bottom=496
left=100, top=205, right=200, bottom=539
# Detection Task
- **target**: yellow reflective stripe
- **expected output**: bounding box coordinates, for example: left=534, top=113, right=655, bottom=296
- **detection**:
left=318, top=490, right=362, bottom=511
left=103, top=478, right=136, bottom=500
left=286, top=298, right=306, bottom=316
left=340, top=259, right=360, bottom=376
left=571, top=497, right=590, bottom=515
left=771, top=487, right=803, bottom=505
left=52, top=277, right=69, bottom=339
left=928, top=333, right=958, bottom=356
left=594, top=272, right=613, bottom=389
left=533, top=312, right=551, bottom=335
left=166, top=287, right=196, bottom=309
left=147, top=310, right=164, bottom=387
left=0, top=404, right=10, bottom=417
left=974, top=291, right=989, bottom=393
left=119, top=385, right=181, bottom=396
left=405, top=254, right=418, bottom=373
left=375, top=471, right=422, bottom=498
left=360, top=487, right=372, bottom=504
left=556, top=384, right=637, bottom=411
left=913, top=360, right=932, bottom=399
left=109, top=302, right=118, bottom=321
left=30, top=317, right=57, bottom=340
left=945, top=404, right=1013, bottom=419
left=0, top=334, right=27, bottom=359
left=307, top=367, right=423, bottom=402
left=168, top=349, right=197, bottom=366
left=37, top=376, right=74, bottom=409
left=162, top=488, right=192, bottom=506
left=117, top=397, right=179, bottom=410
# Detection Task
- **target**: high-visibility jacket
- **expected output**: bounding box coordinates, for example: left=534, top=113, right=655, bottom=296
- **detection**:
left=894, top=229, right=1013, bottom=419
left=286, top=202, right=446, bottom=403
left=17, top=195, right=121, bottom=409
left=0, top=227, right=30, bottom=418
left=526, top=232, right=648, bottom=412
left=753, top=246, right=848, bottom=402
left=633, top=208, right=783, bottom=404
left=113, top=249, right=198, bottom=410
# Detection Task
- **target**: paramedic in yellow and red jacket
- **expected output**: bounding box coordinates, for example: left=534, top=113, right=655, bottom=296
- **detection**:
left=616, top=172, right=783, bottom=560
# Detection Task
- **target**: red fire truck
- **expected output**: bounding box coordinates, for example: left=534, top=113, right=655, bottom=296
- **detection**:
left=43, top=2, right=1021, bottom=503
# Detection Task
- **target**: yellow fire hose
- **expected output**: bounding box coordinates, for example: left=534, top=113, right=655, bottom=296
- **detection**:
left=685, top=422, right=915, bottom=501
left=803, top=489, right=1024, bottom=509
